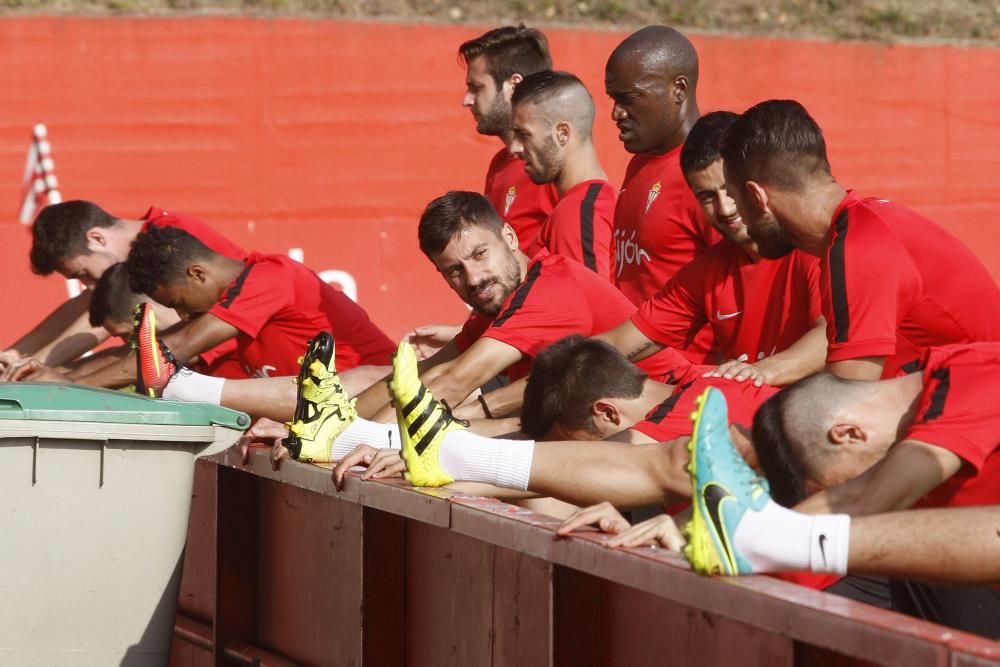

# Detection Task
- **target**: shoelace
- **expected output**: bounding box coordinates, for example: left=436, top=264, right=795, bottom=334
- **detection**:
left=438, top=398, right=471, bottom=428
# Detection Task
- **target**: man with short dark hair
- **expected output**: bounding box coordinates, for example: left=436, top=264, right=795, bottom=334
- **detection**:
left=348, top=191, right=691, bottom=430
left=4, top=201, right=247, bottom=380
left=123, top=225, right=394, bottom=391
left=508, top=70, right=616, bottom=281
left=720, top=99, right=1000, bottom=379
left=329, top=335, right=774, bottom=504
left=597, top=111, right=826, bottom=387
left=459, top=25, right=558, bottom=254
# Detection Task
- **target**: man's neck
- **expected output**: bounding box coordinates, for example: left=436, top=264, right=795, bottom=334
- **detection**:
left=865, top=373, right=925, bottom=443
left=497, top=130, right=515, bottom=150
left=555, top=143, right=607, bottom=195
left=773, top=179, right=848, bottom=257
left=645, top=107, right=699, bottom=156
left=631, top=378, right=678, bottom=419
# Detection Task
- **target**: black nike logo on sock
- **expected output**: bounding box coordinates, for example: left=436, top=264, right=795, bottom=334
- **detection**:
left=818, top=533, right=828, bottom=570
left=703, top=482, right=737, bottom=574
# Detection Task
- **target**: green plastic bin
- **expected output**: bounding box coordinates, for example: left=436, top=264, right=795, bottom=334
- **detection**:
left=0, top=383, right=250, bottom=666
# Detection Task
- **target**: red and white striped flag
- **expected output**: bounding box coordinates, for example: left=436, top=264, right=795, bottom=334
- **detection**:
left=19, top=123, right=61, bottom=225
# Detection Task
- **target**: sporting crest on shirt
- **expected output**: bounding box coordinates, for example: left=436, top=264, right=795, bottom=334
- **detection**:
left=504, top=186, right=517, bottom=216
left=645, top=181, right=661, bottom=214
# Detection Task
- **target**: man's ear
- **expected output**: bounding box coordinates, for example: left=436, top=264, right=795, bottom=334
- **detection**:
left=672, top=75, right=689, bottom=104
left=85, top=228, right=108, bottom=250
left=501, top=223, right=519, bottom=251
left=745, top=180, right=770, bottom=215
left=503, top=73, right=523, bottom=99
left=555, top=120, right=571, bottom=146
left=592, top=398, right=622, bottom=426
left=828, top=423, right=867, bottom=445
left=186, top=263, right=208, bottom=283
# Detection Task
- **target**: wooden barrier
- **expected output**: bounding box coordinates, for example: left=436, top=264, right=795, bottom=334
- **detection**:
left=170, top=454, right=1000, bottom=666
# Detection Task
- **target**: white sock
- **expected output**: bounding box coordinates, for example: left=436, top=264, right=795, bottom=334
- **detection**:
left=436, top=430, right=535, bottom=490
left=732, top=499, right=850, bottom=575
left=331, top=418, right=399, bottom=459
left=162, top=369, right=225, bottom=405
left=808, top=513, right=851, bottom=575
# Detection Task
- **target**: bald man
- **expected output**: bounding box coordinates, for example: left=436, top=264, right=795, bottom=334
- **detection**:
left=508, top=70, right=617, bottom=282
left=606, top=27, right=719, bottom=304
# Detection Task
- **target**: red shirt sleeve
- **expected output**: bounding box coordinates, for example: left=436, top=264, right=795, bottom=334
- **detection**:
left=208, top=261, right=291, bottom=338
left=822, top=212, right=920, bottom=363
left=631, top=255, right=709, bottom=349
left=453, top=313, right=491, bottom=353
left=904, top=356, right=1000, bottom=471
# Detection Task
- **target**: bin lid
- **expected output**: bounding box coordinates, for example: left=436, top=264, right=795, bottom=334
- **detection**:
left=0, top=383, right=250, bottom=430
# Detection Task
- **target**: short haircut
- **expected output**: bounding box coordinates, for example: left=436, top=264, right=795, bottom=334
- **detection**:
left=721, top=99, right=832, bottom=190
left=751, top=372, right=858, bottom=507
left=126, top=225, right=216, bottom=295
left=417, top=191, right=505, bottom=257
left=458, top=25, right=552, bottom=89
left=30, top=200, right=118, bottom=275
left=88, top=262, right=142, bottom=327
left=680, top=110, right=739, bottom=175
left=511, top=70, right=595, bottom=139
left=521, top=335, right=647, bottom=439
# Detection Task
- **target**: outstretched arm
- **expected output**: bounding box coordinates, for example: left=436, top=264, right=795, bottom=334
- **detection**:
left=6, top=291, right=109, bottom=366
left=795, top=440, right=963, bottom=516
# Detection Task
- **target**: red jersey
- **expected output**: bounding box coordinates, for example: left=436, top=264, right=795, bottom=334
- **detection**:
left=141, top=206, right=249, bottom=378
left=902, top=344, right=1000, bottom=509
left=452, top=250, right=693, bottom=382
left=484, top=149, right=558, bottom=256
left=633, top=242, right=821, bottom=363
left=208, top=252, right=394, bottom=378
left=822, top=192, right=1000, bottom=376
left=613, top=146, right=719, bottom=305
left=632, top=376, right=778, bottom=442
left=539, top=180, right=617, bottom=282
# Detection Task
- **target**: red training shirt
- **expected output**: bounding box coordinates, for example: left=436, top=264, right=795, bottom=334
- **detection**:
left=903, top=344, right=1000, bottom=509
left=631, top=375, right=778, bottom=443
left=452, top=250, right=693, bottom=382
left=208, top=252, right=394, bottom=378
left=613, top=145, right=720, bottom=305
left=141, top=206, right=249, bottom=379
left=821, top=192, right=1000, bottom=377
left=633, top=242, right=821, bottom=364
left=484, top=148, right=559, bottom=257
left=539, top=179, right=617, bottom=283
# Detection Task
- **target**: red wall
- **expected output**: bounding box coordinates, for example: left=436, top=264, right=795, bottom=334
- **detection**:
left=0, top=17, right=997, bottom=344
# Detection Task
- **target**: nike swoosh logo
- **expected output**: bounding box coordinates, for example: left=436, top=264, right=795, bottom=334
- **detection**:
left=715, top=310, right=742, bottom=321
left=818, top=533, right=828, bottom=569
left=703, top=482, right=738, bottom=574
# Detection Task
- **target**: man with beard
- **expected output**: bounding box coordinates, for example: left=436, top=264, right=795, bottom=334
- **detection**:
left=606, top=26, right=719, bottom=306
left=352, top=191, right=692, bottom=426
left=460, top=25, right=559, bottom=255
left=508, top=70, right=617, bottom=282
left=407, top=26, right=560, bottom=357
left=720, top=100, right=1000, bottom=379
